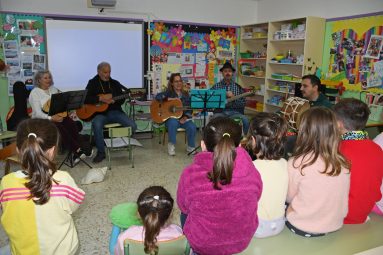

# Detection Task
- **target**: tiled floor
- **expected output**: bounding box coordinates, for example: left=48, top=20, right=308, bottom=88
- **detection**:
left=1, top=132, right=383, bottom=255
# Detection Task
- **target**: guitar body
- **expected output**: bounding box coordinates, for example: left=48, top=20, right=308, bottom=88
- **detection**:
left=76, top=103, right=109, bottom=121
left=150, top=99, right=183, bottom=124
left=43, top=99, right=68, bottom=118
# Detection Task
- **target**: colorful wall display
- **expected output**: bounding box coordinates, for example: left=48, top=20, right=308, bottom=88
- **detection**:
left=148, top=21, right=238, bottom=94
left=0, top=13, right=46, bottom=95
left=322, top=13, right=383, bottom=93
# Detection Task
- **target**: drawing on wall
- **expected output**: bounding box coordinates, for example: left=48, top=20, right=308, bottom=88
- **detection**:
left=365, top=35, right=383, bottom=59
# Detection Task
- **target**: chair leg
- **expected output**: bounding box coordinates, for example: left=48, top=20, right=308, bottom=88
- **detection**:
left=107, top=148, right=111, bottom=170
left=5, top=159, right=11, bottom=175
left=162, top=130, right=166, bottom=146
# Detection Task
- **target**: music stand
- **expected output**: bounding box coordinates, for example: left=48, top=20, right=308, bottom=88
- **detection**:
left=49, top=90, right=92, bottom=169
left=188, top=89, right=226, bottom=155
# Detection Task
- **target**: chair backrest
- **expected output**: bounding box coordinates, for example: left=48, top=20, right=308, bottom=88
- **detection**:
left=0, top=142, right=17, bottom=160
left=109, top=127, right=132, bottom=138
left=123, top=235, right=189, bottom=255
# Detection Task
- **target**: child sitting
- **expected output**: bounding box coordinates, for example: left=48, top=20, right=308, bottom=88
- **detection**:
left=334, top=98, right=383, bottom=224
left=0, top=119, right=85, bottom=255
left=177, top=117, right=262, bottom=255
left=248, top=112, right=288, bottom=238
left=286, top=107, right=350, bottom=237
left=113, top=186, right=183, bottom=255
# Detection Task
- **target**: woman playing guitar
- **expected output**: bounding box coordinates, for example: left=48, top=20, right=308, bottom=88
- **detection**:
left=29, top=70, right=91, bottom=163
left=154, top=73, right=197, bottom=156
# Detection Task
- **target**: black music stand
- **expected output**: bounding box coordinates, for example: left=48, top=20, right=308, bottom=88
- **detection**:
left=48, top=90, right=92, bottom=169
left=188, top=89, right=226, bottom=155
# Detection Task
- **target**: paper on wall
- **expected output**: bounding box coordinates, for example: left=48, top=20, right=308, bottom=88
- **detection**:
left=195, top=64, right=206, bottom=77
left=373, top=60, right=383, bottom=77
left=181, top=53, right=195, bottom=64
left=167, top=52, right=182, bottom=64
left=180, top=65, right=194, bottom=78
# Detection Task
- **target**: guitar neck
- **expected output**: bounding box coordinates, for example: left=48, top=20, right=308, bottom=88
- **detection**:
left=227, top=91, right=254, bottom=103
left=112, top=93, right=130, bottom=102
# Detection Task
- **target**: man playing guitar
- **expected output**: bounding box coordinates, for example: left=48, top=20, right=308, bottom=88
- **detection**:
left=211, top=62, right=250, bottom=134
left=84, top=62, right=137, bottom=163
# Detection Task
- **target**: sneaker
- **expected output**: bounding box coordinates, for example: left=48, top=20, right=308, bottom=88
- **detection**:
left=72, top=153, right=81, bottom=165
left=187, top=146, right=197, bottom=155
left=78, top=148, right=94, bottom=160
left=93, top=153, right=106, bottom=163
left=168, top=143, right=176, bottom=156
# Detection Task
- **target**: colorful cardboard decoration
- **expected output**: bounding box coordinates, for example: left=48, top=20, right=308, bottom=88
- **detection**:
left=322, top=14, right=383, bottom=93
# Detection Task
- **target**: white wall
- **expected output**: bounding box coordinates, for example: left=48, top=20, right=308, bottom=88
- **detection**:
left=257, top=0, right=383, bottom=22
left=0, top=0, right=258, bottom=26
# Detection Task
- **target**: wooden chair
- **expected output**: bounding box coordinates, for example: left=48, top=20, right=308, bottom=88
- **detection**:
left=123, top=235, right=190, bottom=255
left=162, top=127, right=187, bottom=146
left=105, top=126, right=134, bottom=169
left=0, top=142, right=20, bottom=177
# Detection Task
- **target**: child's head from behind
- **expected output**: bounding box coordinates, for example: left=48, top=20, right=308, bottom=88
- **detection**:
left=248, top=112, right=287, bottom=160
left=16, top=118, right=59, bottom=205
left=202, top=117, right=242, bottom=189
left=294, top=107, right=349, bottom=176
left=137, top=186, right=174, bottom=255
left=333, top=98, right=370, bottom=133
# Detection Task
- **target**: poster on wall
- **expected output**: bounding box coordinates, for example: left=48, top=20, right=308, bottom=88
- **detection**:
left=148, top=22, right=238, bottom=95
left=322, top=14, right=383, bottom=92
left=1, top=14, right=45, bottom=95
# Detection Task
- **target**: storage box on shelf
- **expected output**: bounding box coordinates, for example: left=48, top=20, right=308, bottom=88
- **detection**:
left=263, top=16, right=325, bottom=112
left=238, top=23, right=268, bottom=115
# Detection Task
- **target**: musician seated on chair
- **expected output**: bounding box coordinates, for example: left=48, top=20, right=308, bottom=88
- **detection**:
left=84, top=62, right=137, bottom=163
left=211, top=62, right=250, bottom=134
left=300, top=74, right=332, bottom=108
left=29, top=70, right=92, bottom=164
left=155, top=73, right=197, bottom=156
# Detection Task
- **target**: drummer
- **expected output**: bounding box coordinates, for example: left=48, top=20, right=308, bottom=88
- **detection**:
left=300, top=74, right=333, bottom=108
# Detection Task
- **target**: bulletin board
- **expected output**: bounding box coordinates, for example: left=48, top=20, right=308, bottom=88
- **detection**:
left=148, top=21, right=238, bottom=94
left=321, top=13, right=383, bottom=94
left=0, top=13, right=46, bottom=95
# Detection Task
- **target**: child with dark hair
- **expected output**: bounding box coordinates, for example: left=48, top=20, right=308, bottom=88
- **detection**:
left=0, top=118, right=84, bottom=255
left=286, top=107, right=350, bottom=237
left=248, top=112, right=288, bottom=238
left=114, top=186, right=182, bottom=255
left=334, top=98, right=383, bottom=224
left=177, top=117, right=262, bottom=255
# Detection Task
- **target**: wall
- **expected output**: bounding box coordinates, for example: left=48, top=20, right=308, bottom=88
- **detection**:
left=0, top=0, right=258, bottom=25
left=257, top=0, right=383, bottom=22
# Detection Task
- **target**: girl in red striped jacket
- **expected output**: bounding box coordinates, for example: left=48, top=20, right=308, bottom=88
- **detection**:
left=0, top=118, right=85, bottom=255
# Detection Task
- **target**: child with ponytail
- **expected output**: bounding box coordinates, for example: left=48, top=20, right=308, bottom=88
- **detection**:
left=114, top=186, right=183, bottom=255
left=0, top=118, right=85, bottom=255
left=177, top=117, right=262, bottom=255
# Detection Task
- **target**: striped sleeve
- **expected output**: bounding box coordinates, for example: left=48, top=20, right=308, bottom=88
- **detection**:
left=52, top=172, right=85, bottom=214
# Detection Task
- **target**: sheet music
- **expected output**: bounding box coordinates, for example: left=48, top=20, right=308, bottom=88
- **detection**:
left=104, top=137, right=143, bottom=148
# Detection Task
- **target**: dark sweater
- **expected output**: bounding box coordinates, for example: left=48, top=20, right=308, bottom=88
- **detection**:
left=85, top=75, right=128, bottom=112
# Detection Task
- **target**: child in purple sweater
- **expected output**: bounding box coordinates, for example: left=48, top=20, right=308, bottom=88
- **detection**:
left=177, top=117, right=263, bottom=255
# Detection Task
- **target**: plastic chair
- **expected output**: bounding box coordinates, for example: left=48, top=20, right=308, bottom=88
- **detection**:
left=123, top=235, right=190, bottom=255
left=0, top=142, right=20, bottom=177
left=105, top=126, right=134, bottom=169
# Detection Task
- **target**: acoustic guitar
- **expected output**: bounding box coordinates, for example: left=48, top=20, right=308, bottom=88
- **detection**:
left=76, top=93, right=131, bottom=121
left=150, top=91, right=255, bottom=124
left=42, top=99, right=68, bottom=118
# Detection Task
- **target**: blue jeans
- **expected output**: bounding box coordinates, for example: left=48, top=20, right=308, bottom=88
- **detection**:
left=212, top=110, right=249, bottom=135
left=92, top=110, right=137, bottom=155
left=165, top=118, right=196, bottom=147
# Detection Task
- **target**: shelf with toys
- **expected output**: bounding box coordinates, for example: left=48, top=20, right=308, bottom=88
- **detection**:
left=238, top=22, right=269, bottom=113
left=263, top=16, right=325, bottom=112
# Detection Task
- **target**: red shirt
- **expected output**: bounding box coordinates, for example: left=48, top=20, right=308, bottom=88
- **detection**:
left=340, top=139, right=383, bottom=224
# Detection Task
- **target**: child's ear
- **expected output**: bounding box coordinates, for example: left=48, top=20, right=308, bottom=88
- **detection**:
left=47, top=146, right=56, bottom=160
left=337, top=120, right=346, bottom=134
left=201, top=140, right=207, bottom=151
left=250, top=136, right=256, bottom=149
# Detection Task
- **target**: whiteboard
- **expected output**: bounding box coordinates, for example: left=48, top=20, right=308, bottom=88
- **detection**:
left=45, top=19, right=143, bottom=91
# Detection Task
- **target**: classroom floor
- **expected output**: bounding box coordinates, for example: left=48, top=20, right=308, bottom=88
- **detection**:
left=1, top=132, right=383, bottom=255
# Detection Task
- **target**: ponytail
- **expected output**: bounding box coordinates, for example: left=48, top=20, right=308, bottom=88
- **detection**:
left=16, top=119, right=59, bottom=205
left=208, top=135, right=236, bottom=189
left=21, top=135, right=57, bottom=205
left=143, top=211, right=161, bottom=255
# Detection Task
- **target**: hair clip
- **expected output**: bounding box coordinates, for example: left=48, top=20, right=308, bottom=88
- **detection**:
left=153, top=195, right=159, bottom=200
left=28, top=133, right=37, bottom=138
left=222, top=133, right=231, bottom=138
left=210, top=126, right=216, bottom=131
